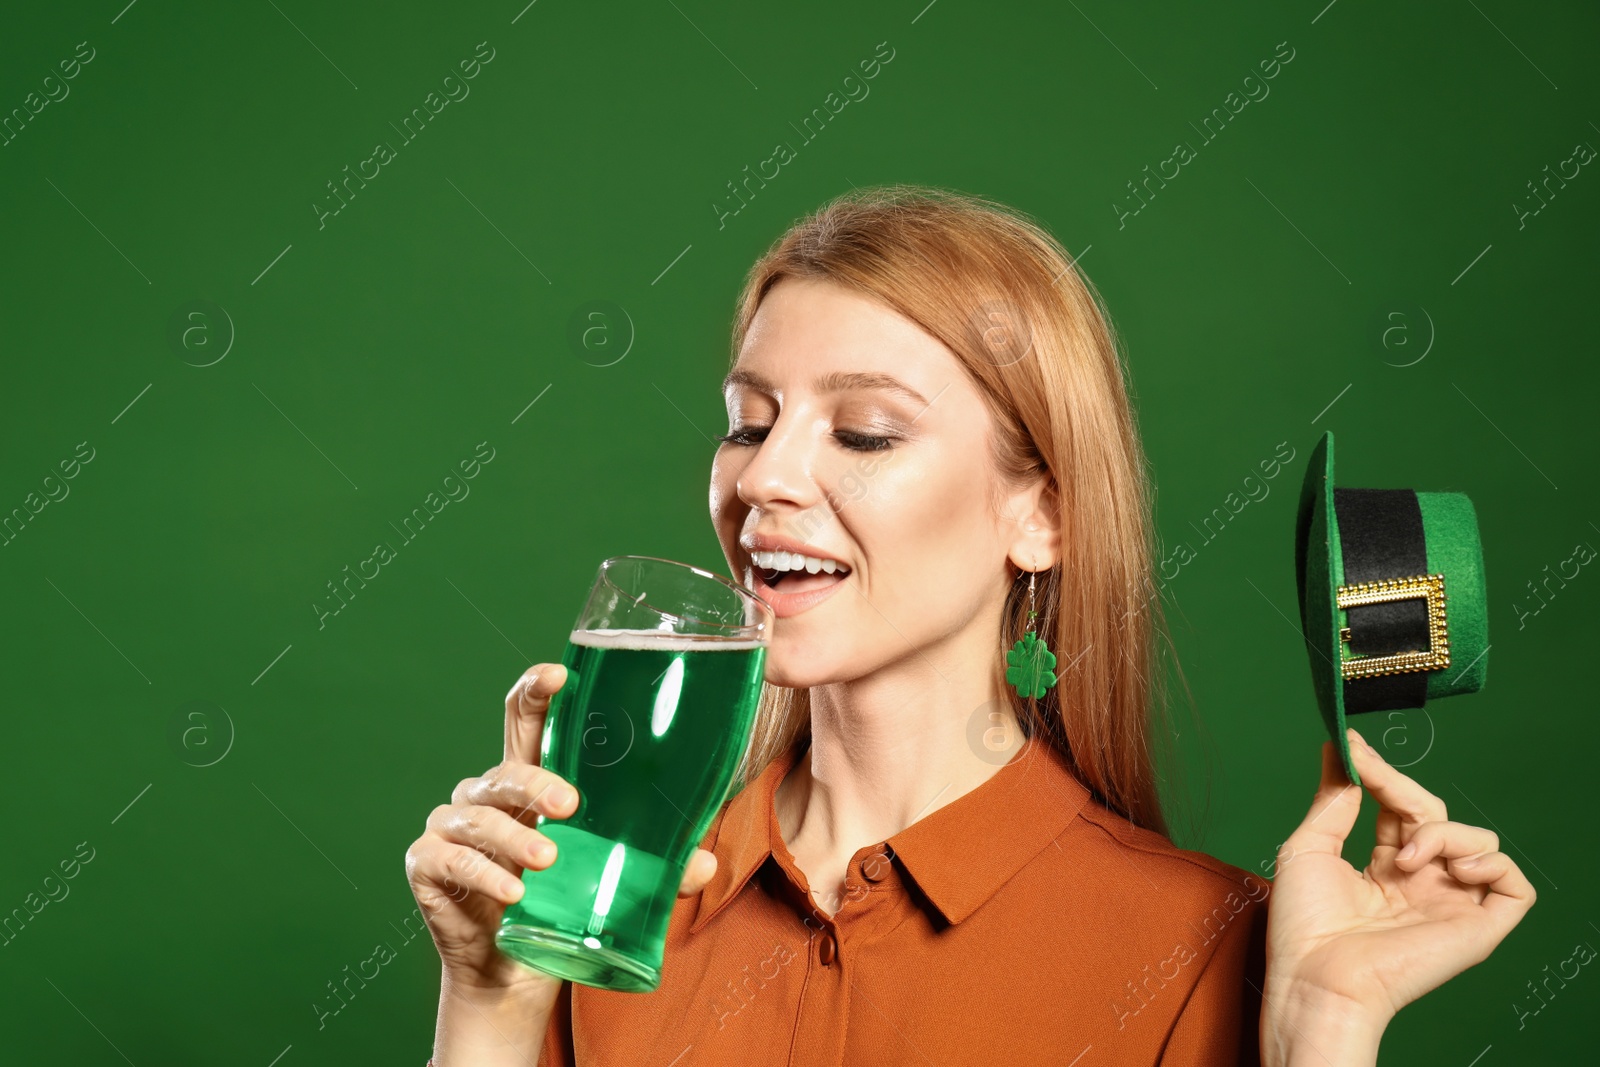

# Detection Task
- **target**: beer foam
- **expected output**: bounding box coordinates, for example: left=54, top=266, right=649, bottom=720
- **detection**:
left=571, top=628, right=766, bottom=652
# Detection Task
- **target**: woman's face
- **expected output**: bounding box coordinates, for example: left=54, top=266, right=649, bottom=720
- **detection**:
left=710, top=276, right=1052, bottom=690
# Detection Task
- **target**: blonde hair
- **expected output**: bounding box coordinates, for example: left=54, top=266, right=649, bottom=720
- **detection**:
left=725, top=183, right=1177, bottom=836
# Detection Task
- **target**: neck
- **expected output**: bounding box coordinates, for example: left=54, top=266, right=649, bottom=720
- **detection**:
left=773, top=624, right=1026, bottom=855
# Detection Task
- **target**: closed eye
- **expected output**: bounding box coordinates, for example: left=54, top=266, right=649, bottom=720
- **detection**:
left=715, top=426, right=896, bottom=453
left=833, top=430, right=895, bottom=453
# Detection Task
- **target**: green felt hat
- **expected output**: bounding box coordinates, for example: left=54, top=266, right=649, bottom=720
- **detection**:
left=1294, top=431, right=1489, bottom=784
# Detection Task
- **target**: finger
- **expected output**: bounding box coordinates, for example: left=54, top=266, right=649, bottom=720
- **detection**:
left=427, top=803, right=559, bottom=872
left=1393, top=820, right=1498, bottom=871
left=454, top=763, right=580, bottom=823
left=677, top=849, right=718, bottom=897
left=505, top=663, right=568, bottom=765
left=1281, top=741, right=1364, bottom=858
left=1450, top=852, right=1538, bottom=952
left=1445, top=850, right=1509, bottom=894
left=1348, top=728, right=1448, bottom=848
left=409, top=836, right=526, bottom=908
left=1448, top=851, right=1531, bottom=898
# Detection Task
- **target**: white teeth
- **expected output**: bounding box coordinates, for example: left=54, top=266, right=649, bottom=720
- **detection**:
left=752, top=549, right=848, bottom=575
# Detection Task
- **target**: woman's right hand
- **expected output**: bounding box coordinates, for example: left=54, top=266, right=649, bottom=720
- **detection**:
left=405, top=662, right=722, bottom=1000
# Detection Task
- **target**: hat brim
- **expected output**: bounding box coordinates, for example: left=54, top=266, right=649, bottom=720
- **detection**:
left=1295, top=431, right=1360, bottom=784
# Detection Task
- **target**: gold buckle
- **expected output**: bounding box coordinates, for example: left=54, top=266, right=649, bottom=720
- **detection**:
left=1335, top=573, right=1450, bottom=681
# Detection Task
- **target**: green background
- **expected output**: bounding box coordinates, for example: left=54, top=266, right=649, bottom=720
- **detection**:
left=2, top=0, right=1594, bottom=1061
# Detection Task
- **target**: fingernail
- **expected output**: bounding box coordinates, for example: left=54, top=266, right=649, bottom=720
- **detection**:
left=1397, top=841, right=1418, bottom=862
left=551, top=785, right=576, bottom=808
left=1454, top=854, right=1481, bottom=869
left=502, top=874, right=525, bottom=900
left=1349, top=729, right=1376, bottom=756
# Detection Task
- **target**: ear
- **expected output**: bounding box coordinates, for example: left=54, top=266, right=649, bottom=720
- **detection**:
left=1002, top=474, right=1060, bottom=572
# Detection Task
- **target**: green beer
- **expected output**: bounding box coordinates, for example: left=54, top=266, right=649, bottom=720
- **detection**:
left=496, top=625, right=767, bottom=991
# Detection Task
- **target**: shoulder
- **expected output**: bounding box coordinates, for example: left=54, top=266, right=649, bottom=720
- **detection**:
left=1027, top=792, right=1269, bottom=995
left=1067, top=797, right=1271, bottom=922
left=1043, top=798, right=1268, bottom=1060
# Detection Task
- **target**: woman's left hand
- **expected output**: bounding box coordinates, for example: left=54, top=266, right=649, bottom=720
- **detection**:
left=1260, top=727, right=1537, bottom=1064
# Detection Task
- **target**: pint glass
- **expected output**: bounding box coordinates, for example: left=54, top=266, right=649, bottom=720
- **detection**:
left=495, top=556, right=773, bottom=992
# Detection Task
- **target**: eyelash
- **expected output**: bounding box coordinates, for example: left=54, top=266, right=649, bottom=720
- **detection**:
left=715, top=426, right=897, bottom=453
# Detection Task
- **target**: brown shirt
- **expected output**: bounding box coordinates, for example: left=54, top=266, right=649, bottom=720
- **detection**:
left=539, top=734, right=1267, bottom=1066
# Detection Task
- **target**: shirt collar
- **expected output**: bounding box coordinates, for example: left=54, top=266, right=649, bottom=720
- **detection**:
left=692, top=732, right=1092, bottom=932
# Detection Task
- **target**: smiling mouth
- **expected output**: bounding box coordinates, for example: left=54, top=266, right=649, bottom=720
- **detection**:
left=758, top=567, right=849, bottom=594
left=751, top=554, right=852, bottom=596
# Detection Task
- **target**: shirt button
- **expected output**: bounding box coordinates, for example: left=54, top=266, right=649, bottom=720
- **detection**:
left=818, top=933, right=837, bottom=966
left=861, top=847, right=891, bottom=883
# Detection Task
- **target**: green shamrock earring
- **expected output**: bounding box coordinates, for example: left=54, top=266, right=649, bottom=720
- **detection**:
left=1005, top=558, right=1058, bottom=699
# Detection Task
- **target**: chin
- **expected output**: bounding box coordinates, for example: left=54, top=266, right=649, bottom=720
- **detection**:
left=760, top=637, right=855, bottom=691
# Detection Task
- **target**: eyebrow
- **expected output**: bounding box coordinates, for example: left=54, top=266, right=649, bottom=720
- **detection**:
left=721, top=368, right=929, bottom=407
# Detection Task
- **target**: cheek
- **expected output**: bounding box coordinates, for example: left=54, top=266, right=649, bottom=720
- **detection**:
left=851, top=453, right=998, bottom=589
left=866, top=453, right=984, bottom=531
left=708, top=453, right=739, bottom=516
left=708, top=454, right=749, bottom=555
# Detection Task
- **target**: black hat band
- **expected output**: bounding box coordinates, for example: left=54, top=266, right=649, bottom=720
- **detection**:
left=1334, top=488, right=1430, bottom=714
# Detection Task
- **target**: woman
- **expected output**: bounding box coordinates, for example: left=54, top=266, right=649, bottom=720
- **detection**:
left=407, top=185, right=1535, bottom=1065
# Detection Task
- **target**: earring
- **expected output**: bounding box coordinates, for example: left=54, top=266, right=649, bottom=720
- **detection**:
left=1005, top=556, right=1058, bottom=700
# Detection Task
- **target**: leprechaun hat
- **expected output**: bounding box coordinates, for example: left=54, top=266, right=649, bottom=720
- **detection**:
left=1293, top=431, right=1489, bottom=784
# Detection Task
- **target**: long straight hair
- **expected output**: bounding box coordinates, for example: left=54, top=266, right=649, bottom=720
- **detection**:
left=724, top=183, right=1177, bottom=837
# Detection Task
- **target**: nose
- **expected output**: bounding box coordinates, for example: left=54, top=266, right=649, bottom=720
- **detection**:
left=734, top=410, right=825, bottom=515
